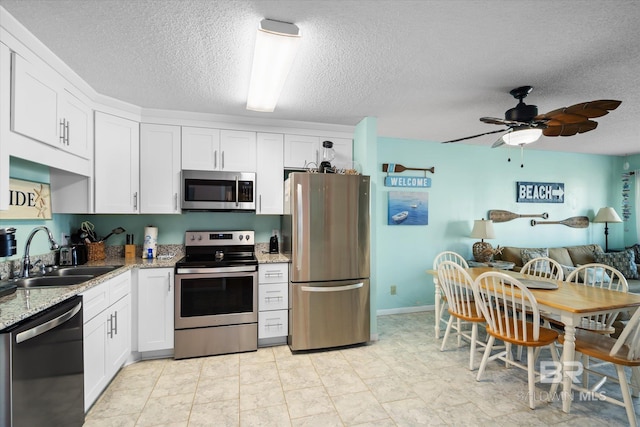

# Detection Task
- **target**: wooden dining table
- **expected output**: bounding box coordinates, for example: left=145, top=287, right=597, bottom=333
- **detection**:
left=427, top=266, right=640, bottom=413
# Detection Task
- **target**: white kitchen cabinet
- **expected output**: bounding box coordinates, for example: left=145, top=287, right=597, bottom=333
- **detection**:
left=258, top=263, right=289, bottom=346
left=11, top=52, right=91, bottom=159
left=82, top=271, right=132, bottom=411
left=137, top=268, right=174, bottom=352
left=140, top=124, right=181, bottom=213
left=94, top=112, right=140, bottom=213
left=284, top=135, right=352, bottom=170
left=0, top=42, right=11, bottom=211
left=220, top=130, right=257, bottom=172
left=182, top=126, right=256, bottom=172
left=256, top=133, right=284, bottom=215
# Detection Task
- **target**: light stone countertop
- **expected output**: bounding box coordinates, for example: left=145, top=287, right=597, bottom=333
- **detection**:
left=0, top=255, right=179, bottom=330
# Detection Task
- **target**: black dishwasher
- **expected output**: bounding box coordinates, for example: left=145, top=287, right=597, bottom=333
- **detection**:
left=1, top=296, right=84, bottom=426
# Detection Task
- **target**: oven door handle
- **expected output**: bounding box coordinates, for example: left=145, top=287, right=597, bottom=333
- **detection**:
left=176, top=265, right=257, bottom=274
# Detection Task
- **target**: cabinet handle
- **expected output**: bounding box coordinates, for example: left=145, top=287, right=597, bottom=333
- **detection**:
left=315, top=149, right=319, bottom=165
left=259, top=195, right=262, bottom=213
left=113, top=310, right=118, bottom=335
left=107, top=314, right=113, bottom=338
left=174, top=193, right=178, bottom=211
left=168, top=272, right=171, bottom=292
left=133, top=192, right=138, bottom=210
left=59, top=120, right=65, bottom=145
left=235, top=176, right=239, bottom=207
left=65, top=120, right=70, bottom=145
left=214, top=150, right=218, bottom=169
left=265, top=271, right=283, bottom=278
left=221, top=151, right=225, bottom=170
left=264, top=319, right=283, bottom=329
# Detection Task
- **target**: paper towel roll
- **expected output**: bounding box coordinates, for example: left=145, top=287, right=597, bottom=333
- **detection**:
left=142, top=226, right=158, bottom=258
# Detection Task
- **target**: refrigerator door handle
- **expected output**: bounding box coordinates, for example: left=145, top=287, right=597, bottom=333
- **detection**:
left=301, top=282, right=364, bottom=292
left=296, top=183, right=303, bottom=272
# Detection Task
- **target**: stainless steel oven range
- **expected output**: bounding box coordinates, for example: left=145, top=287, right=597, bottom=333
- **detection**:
left=174, top=230, right=258, bottom=359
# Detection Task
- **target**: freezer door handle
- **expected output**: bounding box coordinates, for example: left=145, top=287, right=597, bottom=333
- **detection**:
left=300, top=282, right=364, bottom=292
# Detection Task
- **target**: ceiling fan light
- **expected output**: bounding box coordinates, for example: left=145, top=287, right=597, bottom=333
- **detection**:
left=501, top=128, right=542, bottom=146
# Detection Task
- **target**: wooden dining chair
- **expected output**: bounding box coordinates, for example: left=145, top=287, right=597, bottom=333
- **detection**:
left=521, top=256, right=564, bottom=281
left=437, top=261, right=485, bottom=370
left=551, top=306, right=640, bottom=426
left=432, top=251, right=469, bottom=339
left=565, top=263, right=628, bottom=334
left=472, top=271, right=559, bottom=409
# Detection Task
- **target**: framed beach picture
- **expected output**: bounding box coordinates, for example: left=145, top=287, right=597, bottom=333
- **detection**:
left=388, top=191, right=428, bottom=225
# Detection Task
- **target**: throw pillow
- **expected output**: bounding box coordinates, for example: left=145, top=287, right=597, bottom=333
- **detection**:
left=626, top=244, right=640, bottom=264
left=521, top=248, right=549, bottom=265
left=578, top=266, right=612, bottom=284
left=560, top=264, right=577, bottom=279
left=594, top=250, right=639, bottom=280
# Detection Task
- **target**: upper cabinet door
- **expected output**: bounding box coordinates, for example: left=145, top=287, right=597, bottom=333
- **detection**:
left=284, top=135, right=319, bottom=169
left=94, top=112, right=140, bottom=213
left=181, top=126, right=220, bottom=170
left=140, top=123, right=181, bottom=213
left=11, top=53, right=92, bottom=160
left=60, top=90, right=92, bottom=159
left=220, top=130, right=256, bottom=172
left=328, top=137, right=353, bottom=170
left=11, top=52, right=60, bottom=146
left=256, top=133, right=284, bottom=215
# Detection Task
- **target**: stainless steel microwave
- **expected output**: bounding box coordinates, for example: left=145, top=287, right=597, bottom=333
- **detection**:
left=181, top=170, right=256, bottom=211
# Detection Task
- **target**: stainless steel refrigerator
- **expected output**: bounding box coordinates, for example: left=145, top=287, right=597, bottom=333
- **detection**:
left=282, top=173, right=370, bottom=351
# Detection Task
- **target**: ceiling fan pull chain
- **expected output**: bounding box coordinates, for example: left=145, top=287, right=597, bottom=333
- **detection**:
left=520, top=145, right=524, bottom=168
left=507, top=145, right=511, bottom=163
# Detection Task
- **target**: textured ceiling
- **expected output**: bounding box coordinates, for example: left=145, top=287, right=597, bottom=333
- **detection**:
left=1, top=0, right=639, bottom=156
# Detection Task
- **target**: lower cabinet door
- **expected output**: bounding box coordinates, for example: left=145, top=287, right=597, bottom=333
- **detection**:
left=83, top=311, right=108, bottom=412
left=107, top=295, right=131, bottom=378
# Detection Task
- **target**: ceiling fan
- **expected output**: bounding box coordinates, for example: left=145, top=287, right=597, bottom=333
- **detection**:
left=442, top=86, right=622, bottom=149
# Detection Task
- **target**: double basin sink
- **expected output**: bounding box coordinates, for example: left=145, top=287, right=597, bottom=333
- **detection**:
left=13, top=265, right=122, bottom=288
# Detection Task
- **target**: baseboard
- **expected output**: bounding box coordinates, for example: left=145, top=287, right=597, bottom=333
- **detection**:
left=376, top=305, right=435, bottom=316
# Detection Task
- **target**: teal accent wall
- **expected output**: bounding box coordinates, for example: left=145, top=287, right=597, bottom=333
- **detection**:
left=84, top=213, right=280, bottom=245
left=374, top=137, right=621, bottom=311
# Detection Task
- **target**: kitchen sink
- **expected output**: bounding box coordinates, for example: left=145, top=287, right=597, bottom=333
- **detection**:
left=15, top=275, right=94, bottom=288
left=45, top=265, right=121, bottom=277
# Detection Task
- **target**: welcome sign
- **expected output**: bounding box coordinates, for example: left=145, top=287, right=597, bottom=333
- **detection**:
left=0, top=178, right=52, bottom=219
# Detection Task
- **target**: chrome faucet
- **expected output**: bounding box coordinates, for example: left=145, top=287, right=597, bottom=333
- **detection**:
left=21, top=226, right=59, bottom=278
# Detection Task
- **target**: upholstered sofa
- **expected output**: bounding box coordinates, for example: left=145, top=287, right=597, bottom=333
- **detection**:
left=495, top=244, right=640, bottom=294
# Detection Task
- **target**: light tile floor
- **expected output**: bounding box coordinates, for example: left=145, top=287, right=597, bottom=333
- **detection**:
left=84, top=311, right=638, bottom=426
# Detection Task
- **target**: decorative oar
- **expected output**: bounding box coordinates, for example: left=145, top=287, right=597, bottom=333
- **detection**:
left=530, top=216, right=589, bottom=228
left=489, top=210, right=549, bottom=223
left=383, top=163, right=435, bottom=173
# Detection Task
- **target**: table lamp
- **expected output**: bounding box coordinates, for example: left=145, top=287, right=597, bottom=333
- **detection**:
left=470, top=219, right=496, bottom=262
left=593, top=207, right=622, bottom=252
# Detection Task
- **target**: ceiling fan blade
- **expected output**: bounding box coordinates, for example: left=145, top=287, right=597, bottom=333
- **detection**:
left=543, top=120, right=598, bottom=137
left=442, top=128, right=507, bottom=144
left=534, top=100, right=622, bottom=122
left=480, top=117, right=526, bottom=126
left=491, top=137, right=506, bottom=148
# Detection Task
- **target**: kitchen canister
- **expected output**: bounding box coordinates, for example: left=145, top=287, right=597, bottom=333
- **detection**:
left=142, top=226, right=158, bottom=259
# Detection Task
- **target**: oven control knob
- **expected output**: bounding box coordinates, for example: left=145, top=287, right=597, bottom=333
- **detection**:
left=239, top=235, right=244, bottom=241
left=197, top=235, right=202, bottom=241
left=245, top=234, right=250, bottom=241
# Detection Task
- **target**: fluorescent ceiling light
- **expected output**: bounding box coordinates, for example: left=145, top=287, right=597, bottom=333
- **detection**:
left=246, top=19, right=301, bottom=112
left=501, top=128, right=542, bottom=146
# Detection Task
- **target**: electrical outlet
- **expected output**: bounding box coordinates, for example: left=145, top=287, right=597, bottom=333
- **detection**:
left=60, top=233, right=68, bottom=246
left=390, top=285, right=397, bottom=295
left=272, top=229, right=279, bottom=237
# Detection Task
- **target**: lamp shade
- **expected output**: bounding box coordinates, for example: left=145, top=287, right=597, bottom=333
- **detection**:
left=246, top=19, right=301, bottom=112
left=501, top=128, right=542, bottom=146
left=593, top=207, right=622, bottom=223
left=470, top=219, right=496, bottom=240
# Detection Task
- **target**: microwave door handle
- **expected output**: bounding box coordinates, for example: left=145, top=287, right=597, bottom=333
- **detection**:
left=235, top=176, right=239, bottom=207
